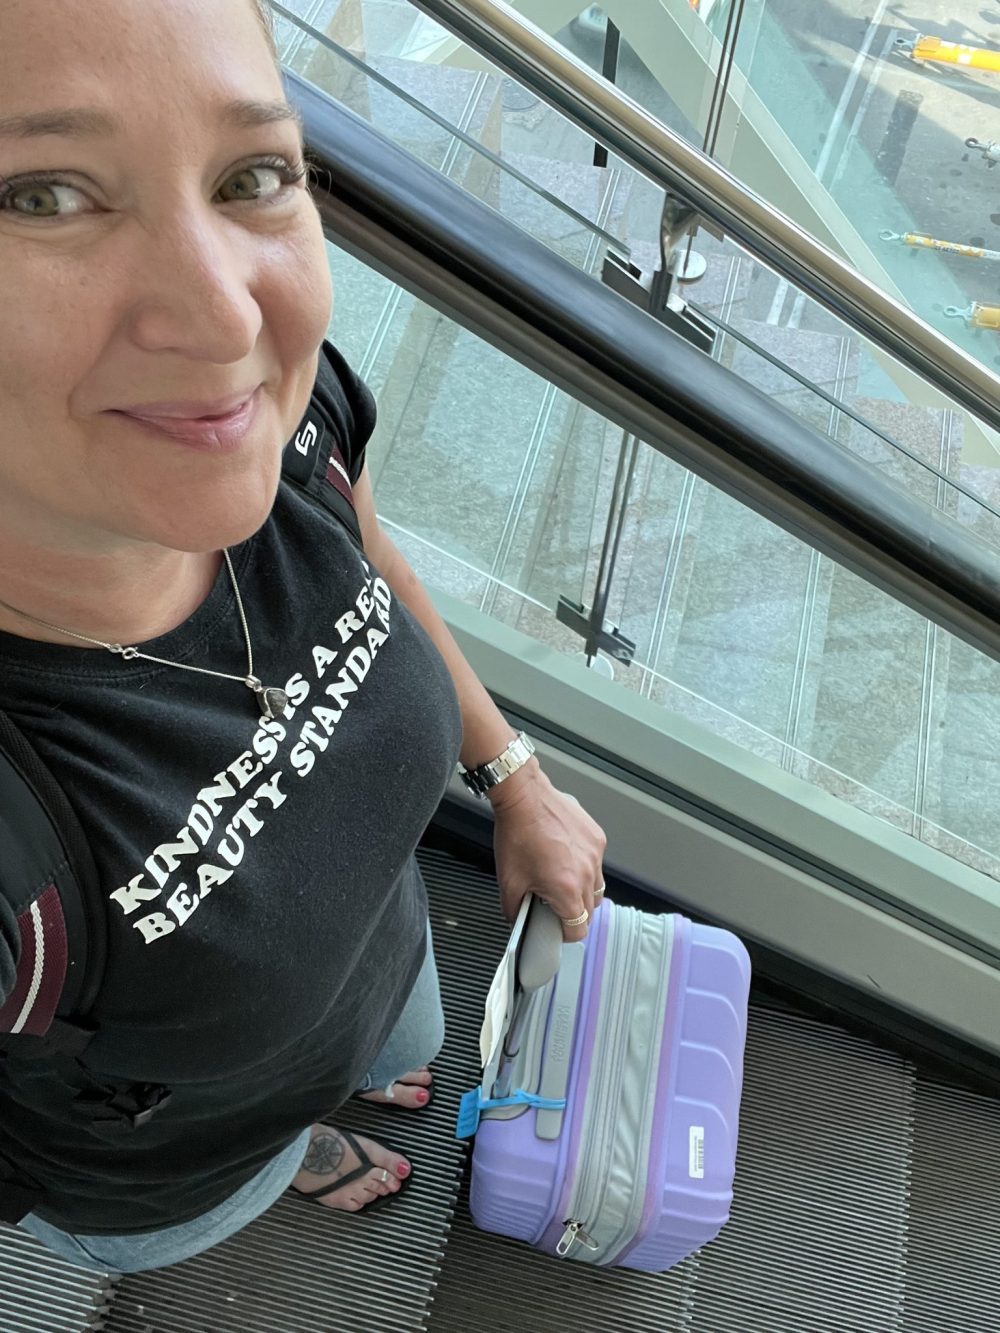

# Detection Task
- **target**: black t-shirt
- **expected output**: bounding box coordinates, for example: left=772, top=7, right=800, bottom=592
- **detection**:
left=0, top=367, right=463, bottom=1235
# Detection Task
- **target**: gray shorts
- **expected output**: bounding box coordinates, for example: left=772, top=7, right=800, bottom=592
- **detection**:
left=19, top=923, right=444, bottom=1275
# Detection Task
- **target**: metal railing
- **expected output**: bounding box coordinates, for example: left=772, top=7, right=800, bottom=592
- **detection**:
left=288, top=70, right=1000, bottom=671
left=403, top=0, right=1000, bottom=434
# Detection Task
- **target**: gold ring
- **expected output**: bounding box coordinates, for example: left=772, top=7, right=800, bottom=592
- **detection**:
left=594, top=883, right=606, bottom=897
left=560, top=910, right=589, bottom=928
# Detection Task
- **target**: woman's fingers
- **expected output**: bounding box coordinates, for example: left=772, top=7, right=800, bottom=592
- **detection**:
left=491, top=779, right=609, bottom=943
left=553, top=898, right=589, bottom=943
left=550, top=876, right=605, bottom=943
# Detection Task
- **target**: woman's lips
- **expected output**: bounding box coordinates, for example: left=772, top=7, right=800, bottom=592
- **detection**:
left=112, top=387, right=262, bottom=451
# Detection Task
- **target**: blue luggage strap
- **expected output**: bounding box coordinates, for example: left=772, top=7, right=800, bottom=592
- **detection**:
left=456, top=1086, right=567, bottom=1140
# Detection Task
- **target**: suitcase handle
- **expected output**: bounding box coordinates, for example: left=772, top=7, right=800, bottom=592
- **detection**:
left=517, top=896, right=564, bottom=992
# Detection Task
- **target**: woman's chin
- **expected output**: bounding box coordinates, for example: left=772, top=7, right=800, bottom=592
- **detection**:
left=134, top=473, right=282, bottom=554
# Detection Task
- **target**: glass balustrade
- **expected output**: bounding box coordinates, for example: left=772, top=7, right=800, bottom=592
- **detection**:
left=269, top=1, right=1000, bottom=538
left=518, top=0, right=1000, bottom=376
left=274, top=2, right=1000, bottom=895
left=683, top=234, right=1000, bottom=561
left=323, top=236, right=1000, bottom=890
left=271, top=0, right=632, bottom=272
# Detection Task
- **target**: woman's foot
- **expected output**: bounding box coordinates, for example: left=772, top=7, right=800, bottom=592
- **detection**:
left=357, top=1065, right=433, bottom=1109
left=291, top=1125, right=411, bottom=1212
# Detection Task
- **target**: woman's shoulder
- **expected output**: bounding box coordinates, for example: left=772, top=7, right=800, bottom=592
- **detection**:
left=313, top=340, right=377, bottom=485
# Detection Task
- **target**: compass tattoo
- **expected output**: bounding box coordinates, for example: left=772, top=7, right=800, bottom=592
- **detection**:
left=302, top=1131, right=348, bottom=1177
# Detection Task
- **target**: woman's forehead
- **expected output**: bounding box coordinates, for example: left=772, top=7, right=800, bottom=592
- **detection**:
left=0, top=0, right=279, bottom=114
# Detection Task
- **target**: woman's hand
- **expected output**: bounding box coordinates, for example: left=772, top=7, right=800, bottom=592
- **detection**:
left=490, top=765, right=608, bottom=942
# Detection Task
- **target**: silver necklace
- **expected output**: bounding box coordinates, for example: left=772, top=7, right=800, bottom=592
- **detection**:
left=0, top=550, right=288, bottom=720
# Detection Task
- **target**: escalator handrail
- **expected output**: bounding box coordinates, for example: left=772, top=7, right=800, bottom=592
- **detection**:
left=289, top=69, right=1000, bottom=668
left=396, top=0, right=1000, bottom=435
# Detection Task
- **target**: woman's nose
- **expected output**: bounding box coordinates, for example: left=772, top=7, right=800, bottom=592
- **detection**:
left=124, top=211, right=263, bottom=363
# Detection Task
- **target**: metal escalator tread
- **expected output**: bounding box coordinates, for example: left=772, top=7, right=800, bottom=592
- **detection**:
left=5, top=844, right=1000, bottom=1331
left=0, top=1224, right=113, bottom=1330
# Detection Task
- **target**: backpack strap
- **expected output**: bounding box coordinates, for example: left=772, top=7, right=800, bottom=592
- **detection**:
left=0, top=714, right=108, bottom=1222
left=280, top=341, right=371, bottom=550
left=0, top=712, right=104, bottom=1045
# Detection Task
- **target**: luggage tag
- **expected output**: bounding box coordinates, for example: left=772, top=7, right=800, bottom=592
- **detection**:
left=456, top=895, right=567, bottom=1140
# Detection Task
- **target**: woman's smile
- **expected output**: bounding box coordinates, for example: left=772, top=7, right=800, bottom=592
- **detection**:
left=109, top=385, right=263, bottom=452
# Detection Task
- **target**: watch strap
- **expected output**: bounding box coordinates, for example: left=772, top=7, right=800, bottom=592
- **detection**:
left=459, top=732, right=536, bottom=799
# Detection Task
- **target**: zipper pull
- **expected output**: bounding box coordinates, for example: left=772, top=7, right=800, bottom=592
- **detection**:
left=556, top=1219, right=600, bottom=1258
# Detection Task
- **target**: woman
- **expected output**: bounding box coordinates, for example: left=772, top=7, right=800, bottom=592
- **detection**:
left=0, top=0, right=606, bottom=1275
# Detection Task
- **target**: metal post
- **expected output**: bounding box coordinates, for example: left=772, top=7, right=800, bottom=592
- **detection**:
left=593, top=17, right=621, bottom=169
left=585, top=431, right=641, bottom=664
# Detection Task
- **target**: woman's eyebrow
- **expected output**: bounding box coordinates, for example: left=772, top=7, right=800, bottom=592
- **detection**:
left=0, top=99, right=303, bottom=140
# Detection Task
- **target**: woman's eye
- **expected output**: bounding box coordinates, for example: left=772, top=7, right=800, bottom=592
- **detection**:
left=217, top=163, right=301, bottom=205
left=0, top=179, right=90, bottom=219
left=0, top=159, right=306, bottom=222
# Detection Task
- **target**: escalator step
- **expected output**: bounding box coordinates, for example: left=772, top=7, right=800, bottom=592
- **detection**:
left=902, top=1078, right=1000, bottom=1332
left=0, top=1224, right=113, bottom=1330
left=5, top=843, right=1000, bottom=1332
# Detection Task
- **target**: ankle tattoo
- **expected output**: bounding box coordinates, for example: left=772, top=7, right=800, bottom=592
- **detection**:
left=302, top=1131, right=346, bottom=1176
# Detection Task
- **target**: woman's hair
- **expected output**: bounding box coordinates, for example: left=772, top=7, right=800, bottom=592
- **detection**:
left=251, top=0, right=278, bottom=56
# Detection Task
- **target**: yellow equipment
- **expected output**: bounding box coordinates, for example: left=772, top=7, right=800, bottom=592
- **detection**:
left=896, top=34, right=1000, bottom=72
left=880, top=230, right=1000, bottom=262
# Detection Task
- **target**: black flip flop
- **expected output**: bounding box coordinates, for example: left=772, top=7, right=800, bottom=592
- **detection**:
left=290, top=1128, right=414, bottom=1214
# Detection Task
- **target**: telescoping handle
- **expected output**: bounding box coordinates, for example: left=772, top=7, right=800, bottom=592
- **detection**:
left=516, top=895, right=565, bottom=992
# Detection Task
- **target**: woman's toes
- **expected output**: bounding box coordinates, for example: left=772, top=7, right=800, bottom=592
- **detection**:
left=358, top=1067, right=434, bottom=1109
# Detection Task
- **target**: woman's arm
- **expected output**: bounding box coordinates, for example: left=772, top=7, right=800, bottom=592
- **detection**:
left=352, top=467, right=607, bottom=940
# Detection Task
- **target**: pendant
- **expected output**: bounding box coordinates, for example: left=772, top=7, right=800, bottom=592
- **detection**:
left=247, top=676, right=289, bottom=720
left=258, top=686, right=289, bottom=720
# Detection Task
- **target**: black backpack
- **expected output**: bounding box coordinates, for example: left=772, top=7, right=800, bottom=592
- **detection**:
left=0, top=343, right=370, bottom=1217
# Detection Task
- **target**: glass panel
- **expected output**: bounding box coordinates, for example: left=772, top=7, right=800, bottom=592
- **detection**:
left=565, top=0, right=1000, bottom=370
left=272, top=0, right=1000, bottom=529
left=280, top=1, right=1000, bottom=887
left=272, top=0, right=631, bottom=269
left=606, top=434, right=1000, bottom=886
left=325, top=238, right=1000, bottom=887
left=327, top=239, right=611, bottom=645
left=660, top=230, right=1000, bottom=552
left=739, top=2, right=1000, bottom=368
left=437, top=0, right=1000, bottom=377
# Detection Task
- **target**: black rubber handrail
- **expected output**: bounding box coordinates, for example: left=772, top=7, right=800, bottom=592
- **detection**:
left=287, top=69, right=1000, bottom=668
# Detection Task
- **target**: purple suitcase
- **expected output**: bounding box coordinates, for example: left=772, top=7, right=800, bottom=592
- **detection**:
left=459, top=897, right=750, bottom=1270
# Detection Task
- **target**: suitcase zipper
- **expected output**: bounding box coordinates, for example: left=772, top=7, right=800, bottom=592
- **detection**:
left=551, top=906, right=634, bottom=1261
left=553, top=907, right=674, bottom=1264
left=556, top=1220, right=600, bottom=1257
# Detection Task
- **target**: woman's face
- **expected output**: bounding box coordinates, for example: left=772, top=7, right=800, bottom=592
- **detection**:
left=0, top=0, right=332, bottom=558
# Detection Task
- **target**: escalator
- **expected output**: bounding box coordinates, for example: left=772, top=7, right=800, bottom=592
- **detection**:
left=11, top=843, right=1000, bottom=1331
left=6, top=5, right=1000, bottom=1329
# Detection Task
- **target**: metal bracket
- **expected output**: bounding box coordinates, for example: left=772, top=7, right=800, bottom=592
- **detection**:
left=966, top=136, right=1000, bottom=166
left=556, top=596, right=636, bottom=665
left=603, top=253, right=716, bottom=353
left=601, top=184, right=718, bottom=355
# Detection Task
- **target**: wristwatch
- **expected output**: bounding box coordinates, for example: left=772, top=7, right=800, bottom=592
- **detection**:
left=459, top=731, right=536, bottom=800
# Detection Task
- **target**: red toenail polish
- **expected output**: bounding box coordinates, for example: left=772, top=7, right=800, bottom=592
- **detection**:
left=397, top=1162, right=410, bottom=1177
left=417, top=1090, right=429, bottom=1104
